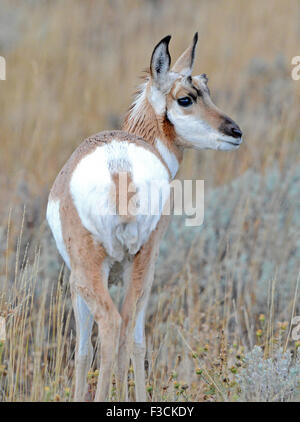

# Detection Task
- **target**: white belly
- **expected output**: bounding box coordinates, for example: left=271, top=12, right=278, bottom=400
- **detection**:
left=57, top=140, right=170, bottom=262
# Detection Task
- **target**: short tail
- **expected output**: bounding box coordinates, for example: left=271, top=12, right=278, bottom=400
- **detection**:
left=115, top=221, right=139, bottom=254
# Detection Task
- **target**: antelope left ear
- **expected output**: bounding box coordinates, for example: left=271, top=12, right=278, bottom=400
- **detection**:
left=172, top=32, right=198, bottom=76
left=150, top=35, right=171, bottom=89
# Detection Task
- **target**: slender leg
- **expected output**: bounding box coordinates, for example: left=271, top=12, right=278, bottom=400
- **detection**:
left=117, top=216, right=170, bottom=401
left=95, top=297, right=121, bottom=402
left=72, top=266, right=121, bottom=402
left=71, top=285, right=94, bottom=402
left=117, top=216, right=169, bottom=401
left=132, top=303, right=148, bottom=402
left=131, top=261, right=156, bottom=401
left=67, top=224, right=122, bottom=402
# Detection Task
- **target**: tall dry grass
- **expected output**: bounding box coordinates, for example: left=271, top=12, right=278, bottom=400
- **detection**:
left=0, top=0, right=299, bottom=401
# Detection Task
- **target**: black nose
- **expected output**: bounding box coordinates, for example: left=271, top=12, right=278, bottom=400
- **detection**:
left=231, top=126, right=243, bottom=139
left=220, top=118, right=243, bottom=139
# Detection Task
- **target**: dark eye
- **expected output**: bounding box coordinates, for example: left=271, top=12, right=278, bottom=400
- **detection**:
left=177, top=97, right=193, bottom=107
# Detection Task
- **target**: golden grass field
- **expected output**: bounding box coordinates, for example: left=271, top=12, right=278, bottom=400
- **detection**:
left=0, top=0, right=300, bottom=401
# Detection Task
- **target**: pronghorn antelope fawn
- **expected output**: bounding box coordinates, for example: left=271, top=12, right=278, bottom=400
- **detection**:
left=47, top=33, right=243, bottom=402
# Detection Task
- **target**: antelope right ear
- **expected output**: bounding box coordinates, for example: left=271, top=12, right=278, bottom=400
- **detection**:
left=172, top=32, right=198, bottom=76
left=150, top=35, right=171, bottom=89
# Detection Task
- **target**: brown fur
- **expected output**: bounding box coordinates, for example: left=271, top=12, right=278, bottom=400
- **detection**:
left=122, top=78, right=183, bottom=164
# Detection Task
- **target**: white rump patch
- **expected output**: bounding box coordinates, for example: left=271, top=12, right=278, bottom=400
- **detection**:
left=46, top=199, right=70, bottom=268
left=69, top=140, right=170, bottom=261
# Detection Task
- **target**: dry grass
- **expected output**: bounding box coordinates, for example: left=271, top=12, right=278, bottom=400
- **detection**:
left=0, top=0, right=299, bottom=401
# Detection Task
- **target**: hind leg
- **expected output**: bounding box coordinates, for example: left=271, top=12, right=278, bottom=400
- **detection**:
left=71, top=284, right=94, bottom=401
left=132, top=297, right=149, bottom=402
left=116, top=216, right=170, bottom=401
left=71, top=261, right=122, bottom=402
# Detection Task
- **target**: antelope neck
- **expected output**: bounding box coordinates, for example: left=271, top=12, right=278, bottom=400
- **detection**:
left=122, top=83, right=183, bottom=180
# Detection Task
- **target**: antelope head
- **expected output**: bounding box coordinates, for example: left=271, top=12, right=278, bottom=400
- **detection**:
left=148, top=34, right=243, bottom=151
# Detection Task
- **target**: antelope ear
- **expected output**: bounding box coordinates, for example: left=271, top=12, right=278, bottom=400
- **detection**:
left=172, top=32, right=198, bottom=76
left=150, top=35, right=171, bottom=89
